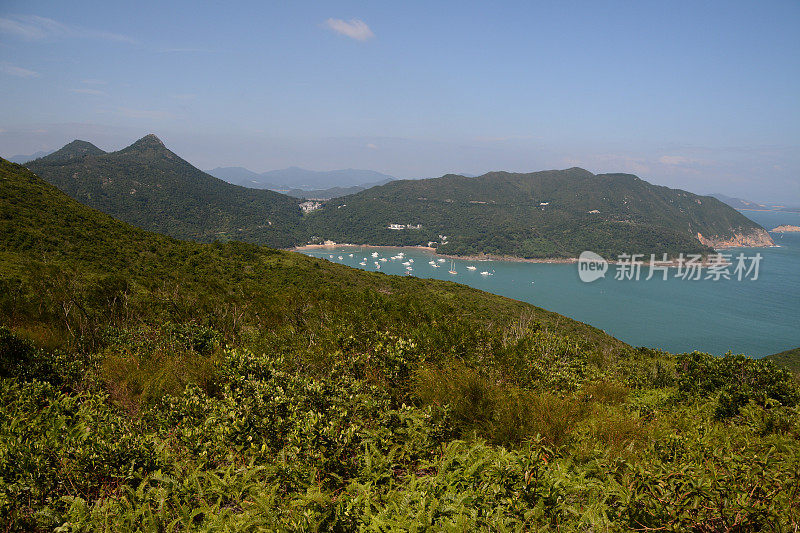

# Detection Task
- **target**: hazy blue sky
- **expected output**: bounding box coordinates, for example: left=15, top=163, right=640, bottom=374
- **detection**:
left=1, top=0, right=798, bottom=202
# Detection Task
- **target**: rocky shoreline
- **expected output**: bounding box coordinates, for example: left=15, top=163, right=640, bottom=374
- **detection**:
left=695, top=228, right=775, bottom=249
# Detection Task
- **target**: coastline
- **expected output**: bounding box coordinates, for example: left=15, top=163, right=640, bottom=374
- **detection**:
left=294, top=243, right=437, bottom=254
left=292, top=244, right=577, bottom=264
left=291, top=244, right=773, bottom=266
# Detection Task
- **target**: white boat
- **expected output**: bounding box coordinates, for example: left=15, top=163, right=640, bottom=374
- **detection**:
left=371, top=252, right=379, bottom=258
left=380, top=258, right=387, bottom=262
left=432, top=264, right=440, bottom=268
left=466, top=266, right=477, bottom=271
left=437, top=258, right=446, bottom=263
left=480, top=271, right=493, bottom=276
left=402, top=261, right=411, bottom=266
left=348, top=254, right=353, bottom=257
left=408, top=258, right=414, bottom=263
left=359, top=261, right=367, bottom=266
left=338, top=256, right=343, bottom=260
left=406, top=266, right=413, bottom=271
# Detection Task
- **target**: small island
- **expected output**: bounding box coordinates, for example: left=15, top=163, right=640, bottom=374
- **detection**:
left=771, top=225, right=800, bottom=233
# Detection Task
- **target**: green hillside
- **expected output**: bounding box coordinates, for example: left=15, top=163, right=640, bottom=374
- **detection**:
left=27, top=138, right=772, bottom=260
left=767, top=347, right=800, bottom=375
left=307, top=168, right=773, bottom=258
left=2, top=158, right=799, bottom=530
left=26, top=135, right=304, bottom=247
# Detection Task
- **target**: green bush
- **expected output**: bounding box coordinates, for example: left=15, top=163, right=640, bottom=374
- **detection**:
left=677, top=351, right=800, bottom=418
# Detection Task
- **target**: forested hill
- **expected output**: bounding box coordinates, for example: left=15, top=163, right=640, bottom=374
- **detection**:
left=26, top=134, right=304, bottom=248
left=26, top=137, right=772, bottom=259
left=307, top=168, right=773, bottom=258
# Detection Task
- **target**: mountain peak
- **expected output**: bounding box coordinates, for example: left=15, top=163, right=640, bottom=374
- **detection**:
left=563, top=167, right=595, bottom=177
left=130, top=133, right=166, bottom=149
left=32, top=140, right=105, bottom=164
left=117, top=134, right=174, bottom=158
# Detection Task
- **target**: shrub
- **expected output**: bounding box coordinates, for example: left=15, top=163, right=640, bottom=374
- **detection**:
left=676, top=351, right=800, bottom=418
left=414, top=362, right=588, bottom=446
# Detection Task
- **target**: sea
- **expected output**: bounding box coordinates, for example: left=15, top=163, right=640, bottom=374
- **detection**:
left=300, top=210, right=800, bottom=357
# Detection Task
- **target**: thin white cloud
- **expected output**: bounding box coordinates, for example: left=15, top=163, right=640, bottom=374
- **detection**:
left=71, top=88, right=106, bottom=96
left=324, top=18, right=374, bottom=41
left=0, top=14, right=136, bottom=44
left=0, top=62, right=39, bottom=78
left=81, top=78, right=107, bottom=85
left=366, top=143, right=378, bottom=149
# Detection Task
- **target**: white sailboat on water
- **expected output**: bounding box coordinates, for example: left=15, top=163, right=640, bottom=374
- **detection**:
left=448, top=260, right=457, bottom=275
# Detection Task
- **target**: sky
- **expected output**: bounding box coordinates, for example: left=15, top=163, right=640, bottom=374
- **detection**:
left=1, top=0, right=799, bottom=203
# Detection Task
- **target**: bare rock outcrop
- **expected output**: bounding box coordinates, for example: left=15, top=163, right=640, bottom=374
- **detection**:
left=696, top=228, right=775, bottom=248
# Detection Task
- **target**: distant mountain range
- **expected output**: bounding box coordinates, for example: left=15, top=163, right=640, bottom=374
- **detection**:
left=22, top=136, right=773, bottom=259
left=710, top=193, right=800, bottom=214
left=708, top=193, right=769, bottom=210
left=26, top=135, right=303, bottom=247
left=281, top=184, right=382, bottom=200
left=208, top=165, right=395, bottom=192
left=6, top=150, right=53, bottom=164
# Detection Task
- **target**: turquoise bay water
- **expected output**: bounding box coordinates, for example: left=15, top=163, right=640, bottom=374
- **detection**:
left=301, top=210, right=800, bottom=357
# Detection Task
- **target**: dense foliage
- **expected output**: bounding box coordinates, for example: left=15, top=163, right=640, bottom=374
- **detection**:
left=1, top=159, right=798, bottom=529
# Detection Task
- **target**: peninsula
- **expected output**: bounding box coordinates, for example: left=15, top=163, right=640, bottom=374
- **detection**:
left=771, top=225, right=800, bottom=233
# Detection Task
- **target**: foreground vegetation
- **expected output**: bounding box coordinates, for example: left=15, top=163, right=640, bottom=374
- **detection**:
left=2, top=158, right=799, bottom=530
